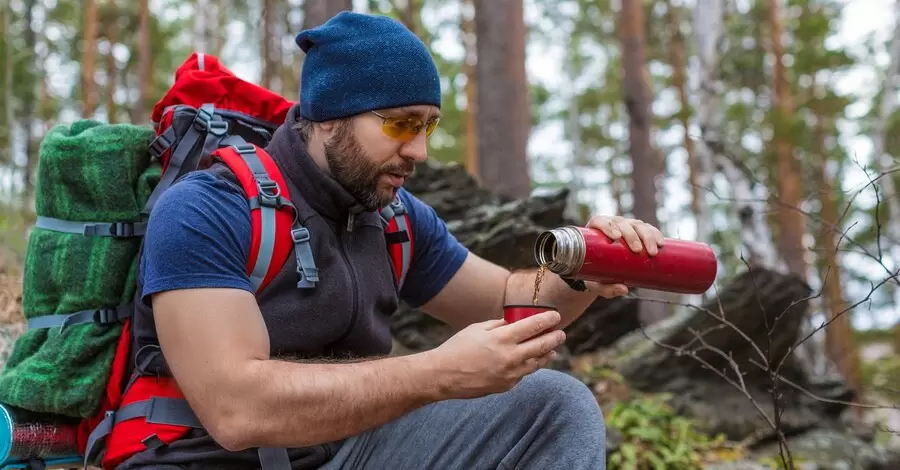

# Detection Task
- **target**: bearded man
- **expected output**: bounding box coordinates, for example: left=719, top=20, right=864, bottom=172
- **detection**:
left=126, top=11, right=665, bottom=470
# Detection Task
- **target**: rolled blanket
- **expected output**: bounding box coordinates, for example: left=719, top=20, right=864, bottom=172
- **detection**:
left=0, top=119, right=160, bottom=418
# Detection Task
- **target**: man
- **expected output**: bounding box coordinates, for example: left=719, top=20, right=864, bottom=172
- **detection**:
left=124, top=11, right=665, bottom=470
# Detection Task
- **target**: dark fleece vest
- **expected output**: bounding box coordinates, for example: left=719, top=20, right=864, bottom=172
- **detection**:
left=124, top=105, right=400, bottom=469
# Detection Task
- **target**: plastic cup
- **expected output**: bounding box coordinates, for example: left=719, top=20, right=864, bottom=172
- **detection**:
left=503, top=304, right=557, bottom=323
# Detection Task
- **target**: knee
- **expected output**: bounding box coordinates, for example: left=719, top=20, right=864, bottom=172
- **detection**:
left=516, top=369, right=605, bottom=428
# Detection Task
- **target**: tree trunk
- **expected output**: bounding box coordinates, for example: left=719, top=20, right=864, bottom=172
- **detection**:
left=618, top=0, right=666, bottom=324
left=813, top=111, right=861, bottom=400
left=472, top=0, right=532, bottom=200
left=82, top=0, right=99, bottom=118
left=693, top=0, right=780, bottom=271
left=104, top=2, right=118, bottom=124
left=20, top=0, right=38, bottom=207
left=460, top=0, right=478, bottom=181
left=303, top=0, right=352, bottom=29
left=870, top=0, right=900, bottom=319
left=665, top=0, right=706, bottom=242
left=764, top=0, right=807, bottom=280
left=261, top=0, right=283, bottom=93
left=134, top=0, right=152, bottom=124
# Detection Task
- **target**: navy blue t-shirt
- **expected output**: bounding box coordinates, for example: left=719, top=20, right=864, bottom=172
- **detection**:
left=140, top=171, right=469, bottom=309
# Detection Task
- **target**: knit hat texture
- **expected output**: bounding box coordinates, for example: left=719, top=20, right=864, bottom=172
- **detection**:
left=295, top=12, right=442, bottom=122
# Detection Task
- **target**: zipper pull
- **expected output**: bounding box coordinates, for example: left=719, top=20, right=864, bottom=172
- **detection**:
left=346, top=212, right=355, bottom=232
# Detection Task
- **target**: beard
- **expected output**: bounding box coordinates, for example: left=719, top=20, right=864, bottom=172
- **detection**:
left=323, top=121, right=415, bottom=212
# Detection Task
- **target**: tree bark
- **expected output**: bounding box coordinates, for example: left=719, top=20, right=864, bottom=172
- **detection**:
left=870, top=0, right=900, bottom=319
left=813, top=111, right=860, bottom=399
left=82, top=0, right=99, bottom=118
left=764, top=0, right=807, bottom=280
left=472, top=0, right=533, bottom=200
left=460, top=0, right=478, bottom=181
left=618, top=0, right=667, bottom=324
left=135, top=0, right=152, bottom=125
left=665, top=0, right=706, bottom=242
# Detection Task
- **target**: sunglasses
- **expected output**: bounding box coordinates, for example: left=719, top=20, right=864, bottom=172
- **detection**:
left=371, top=111, right=440, bottom=142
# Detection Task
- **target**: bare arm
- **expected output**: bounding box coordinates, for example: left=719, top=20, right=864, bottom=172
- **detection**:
left=420, top=215, right=665, bottom=329
left=419, top=253, right=599, bottom=329
left=153, top=287, right=448, bottom=451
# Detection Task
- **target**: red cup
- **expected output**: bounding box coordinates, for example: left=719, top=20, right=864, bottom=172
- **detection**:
left=503, top=304, right=557, bottom=323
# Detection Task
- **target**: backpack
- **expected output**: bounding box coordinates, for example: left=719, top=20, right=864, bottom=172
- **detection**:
left=0, top=52, right=414, bottom=470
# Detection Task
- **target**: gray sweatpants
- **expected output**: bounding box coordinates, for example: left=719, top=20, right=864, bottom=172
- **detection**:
left=317, top=369, right=607, bottom=470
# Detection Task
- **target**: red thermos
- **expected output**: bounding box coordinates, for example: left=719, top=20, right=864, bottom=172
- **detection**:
left=533, top=226, right=718, bottom=294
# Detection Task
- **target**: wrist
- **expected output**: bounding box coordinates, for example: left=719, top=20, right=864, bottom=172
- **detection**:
left=412, top=349, right=456, bottom=402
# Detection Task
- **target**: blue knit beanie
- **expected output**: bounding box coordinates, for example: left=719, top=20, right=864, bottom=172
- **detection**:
left=295, top=12, right=442, bottom=122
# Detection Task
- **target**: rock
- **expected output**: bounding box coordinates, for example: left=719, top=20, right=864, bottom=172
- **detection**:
left=751, top=429, right=900, bottom=470
left=391, top=160, right=642, bottom=357
left=608, top=267, right=854, bottom=442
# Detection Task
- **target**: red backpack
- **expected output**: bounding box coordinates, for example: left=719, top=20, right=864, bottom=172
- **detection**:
left=70, top=53, right=415, bottom=469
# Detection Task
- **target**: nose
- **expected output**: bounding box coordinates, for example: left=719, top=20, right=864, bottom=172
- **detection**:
left=398, top=130, right=429, bottom=163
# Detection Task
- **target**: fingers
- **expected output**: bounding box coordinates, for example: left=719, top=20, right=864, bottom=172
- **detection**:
left=634, top=222, right=659, bottom=256
left=496, top=310, right=561, bottom=343
left=614, top=217, right=643, bottom=253
left=587, top=215, right=665, bottom=255
left=584, top=281, right=628, bottom=298
left=515, top=329, right=566, bottom=362
left=587, top=215, right=622, bottom=241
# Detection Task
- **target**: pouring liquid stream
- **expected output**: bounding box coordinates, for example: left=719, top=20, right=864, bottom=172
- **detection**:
left=532, top=264, right=547, bottom=305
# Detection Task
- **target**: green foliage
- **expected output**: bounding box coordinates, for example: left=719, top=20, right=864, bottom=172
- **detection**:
left=606, top=392, right=735, bottom=470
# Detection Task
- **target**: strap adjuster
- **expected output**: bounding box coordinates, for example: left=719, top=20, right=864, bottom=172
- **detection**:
left=291, top=227, right=310, bottom=243
left=232, top=143, right=257, bottom=155
left=93, top=306, right=123, bottom=325
left=207, top=120, right=228, bottom=137
left=256, top=178, right=283, bottom=208
left=148, top=133, right=171, bottom=158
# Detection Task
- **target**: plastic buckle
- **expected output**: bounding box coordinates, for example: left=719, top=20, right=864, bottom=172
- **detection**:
left=390, top=200, right=406, bottom=215
left=192, top=106, right=214, bottom=132
left=207, top=120, right=228, bottom=137
left=93, top=307, right=120, bottom=325
left=256, top=178, right=282, bottom=208
left=291, top=227, right=310, bottom=244
left=113, top=222, right=136, bottom=237
left=148, top=133, right=171, bottom=158
left=232, top=143, right=257, bottom=155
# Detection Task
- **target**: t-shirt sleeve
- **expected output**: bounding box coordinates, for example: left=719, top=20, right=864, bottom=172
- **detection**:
left=397, top=188, right=470, bottom=308
left=139, top=171, right=254, bottom=303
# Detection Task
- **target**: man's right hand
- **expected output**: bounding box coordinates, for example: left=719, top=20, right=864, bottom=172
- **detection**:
left=428, top=310, right=566, bottom=400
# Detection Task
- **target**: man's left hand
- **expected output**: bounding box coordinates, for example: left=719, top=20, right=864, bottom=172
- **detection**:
left=580, top=215, right=665, bottom=299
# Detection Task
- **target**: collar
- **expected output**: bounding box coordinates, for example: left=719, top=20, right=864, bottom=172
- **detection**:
left=264, top=104, right=367, bottom=222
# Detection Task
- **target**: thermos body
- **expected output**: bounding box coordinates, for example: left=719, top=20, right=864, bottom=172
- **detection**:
left=534, top=226, right=718, bottom=294
left=0, top=403, right=82, bottom=469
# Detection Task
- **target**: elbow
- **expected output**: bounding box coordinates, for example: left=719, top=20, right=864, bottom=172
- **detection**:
left=201, top=404, right=261, bottom=452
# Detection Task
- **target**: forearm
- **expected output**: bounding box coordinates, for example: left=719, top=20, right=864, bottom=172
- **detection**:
left=206, top=351, right=447, bottom=450
left=503, top=268, right=597, bottom=328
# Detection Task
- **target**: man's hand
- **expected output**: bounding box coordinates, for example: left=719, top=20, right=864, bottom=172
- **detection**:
left=427, top=310, right=565, bottom=399
left=582, top=215, right=665, bottom=298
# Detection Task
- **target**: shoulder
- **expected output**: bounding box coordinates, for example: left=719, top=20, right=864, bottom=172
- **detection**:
left=140, top=170, right=255, bottom=300
left=394, top=188, right=469, bottom=307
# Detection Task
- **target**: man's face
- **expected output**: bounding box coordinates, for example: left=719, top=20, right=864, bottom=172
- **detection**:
left=322, top=105, right=439, bottom=211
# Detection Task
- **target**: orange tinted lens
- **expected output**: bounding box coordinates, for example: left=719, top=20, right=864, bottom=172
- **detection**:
left=425, top=118, right=439, bottom=136
left=382, top=118, right=421, bottom=141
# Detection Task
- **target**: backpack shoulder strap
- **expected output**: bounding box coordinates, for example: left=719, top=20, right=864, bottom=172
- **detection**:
left=211, top=140, right=319, bottom=293
left=380, top=198, right=413, bottom=292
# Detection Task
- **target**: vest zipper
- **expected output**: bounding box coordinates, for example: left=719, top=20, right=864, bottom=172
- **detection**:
left=337, top=213, right=361, bottom=343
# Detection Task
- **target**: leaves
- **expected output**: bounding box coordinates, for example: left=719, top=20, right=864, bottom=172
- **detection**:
left=606, top=392, right=740, bottom=470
